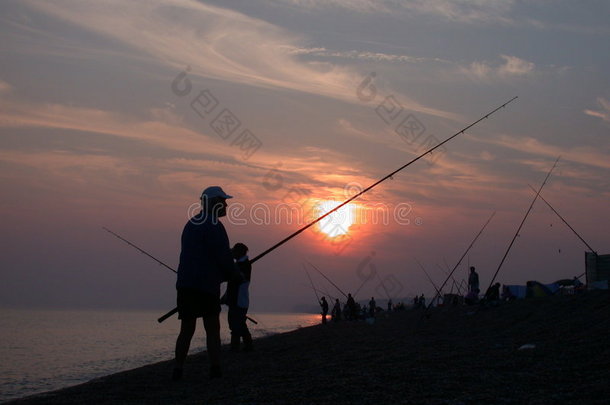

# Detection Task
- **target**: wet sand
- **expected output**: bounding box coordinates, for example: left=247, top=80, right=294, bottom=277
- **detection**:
left=8, top=291, right=610, bottom=404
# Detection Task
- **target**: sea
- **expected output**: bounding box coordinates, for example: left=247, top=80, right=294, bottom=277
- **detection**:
left=0, top=308, right=319, bottom=402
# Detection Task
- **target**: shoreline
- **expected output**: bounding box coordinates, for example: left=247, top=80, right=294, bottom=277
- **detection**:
left=7, top=291, right=610, bottom=404
left=0, top=311, right=318, bottom=403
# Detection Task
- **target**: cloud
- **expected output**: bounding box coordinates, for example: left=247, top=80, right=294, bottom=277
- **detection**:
left=462, top=54, right=535, bottom=80
left=273, top=0, right=610, bottom=34
left=289, top=47, right=448, bottom=64
left=274, top=0, right=515, bottom=24
left=19, top=0, right=457, bottom=121
left=0, top=98, right=388, bottom=204
left=402, top=0, right=514, bottom=24
left=272, top=0, right=389, bottom=14
left=0, top=79, right=12, bottom=94
left=497, top=55, right=535, bottom=76
left=584, top=97, right=610, bottom=123
left=474, top=134, right=610, bottom=172
left=20, top=0, right=352, bottom=101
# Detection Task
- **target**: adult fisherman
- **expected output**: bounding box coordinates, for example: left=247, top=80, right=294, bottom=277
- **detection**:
left=172, top=186, right=238, bottom=380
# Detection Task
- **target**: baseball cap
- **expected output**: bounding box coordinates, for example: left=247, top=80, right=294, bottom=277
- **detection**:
left=201, top=186, right=233, bottom=200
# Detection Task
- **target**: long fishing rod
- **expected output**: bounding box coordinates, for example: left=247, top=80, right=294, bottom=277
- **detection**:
left=101, top=228, right=263, bottom=323
left=316, top=286, right=338, bottom=303
left=306, top=260, right=349, bottom=299
left=486, top=157, right=560, bottom=291
left=437, top=260, right=464, bottom=295
left=416, top=259, right=443, bottom=301
left=458, top=279, right=468, bottom=294
left=315, top=283, right=339, bottom=302
left=436, top=264, right=461, bottom=295
left=248, top=97, right=518, bottom=265
left=103, top=227, right=176, bottom=274
left=299, top=283, right=338, bottom=301
left=303, top=264, right=321, bottom=303
left=445, top=258, right=467, bottom=295
left=158, top=97, right=517, bottom=323
left=527, top=184, right=596, bottom=253
left=424, top=211, right=496, bottom=312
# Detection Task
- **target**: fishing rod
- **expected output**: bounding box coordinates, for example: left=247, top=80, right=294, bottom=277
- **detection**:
left=459, top=279, right=467, bottom=295
left=247, top=97, right=518, bottom=265
left=416, top=259, right=443, bottom=303
left=436, top=264, right=461, bottom=295
left=527, top=184, right=596, bottom=253
left=486, top=157, right=560, bottom=291
left=303, top=264, right=321, bottom=303
left=437, top=260, right=464, bottom=295
left=306, top=260, right=349, bottom=299
left=445, top=258, right=467, bottom=295
left=316, top=286, right=338, bottom=302
left=101, top=228, right=262, bottom=324
left=158, top=97, right=518, bottom=322
left=103, top=227, right=176, bottom=274
left=424, top=211, right=496, bottom=313
left=299, top=283, right=338, bottom=302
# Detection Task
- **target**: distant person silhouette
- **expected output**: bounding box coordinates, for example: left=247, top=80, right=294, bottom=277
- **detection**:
left=369, top=297, right=376, bottom=317
left=346, top=293, right=356, bottom=320
left=419, top=294, right=425, bottom=308
left=173, top=186, right=238, bottom=381
left=468, top=266, right=480, bottom=294
left=387, top=299, right=393, bottom=312
left=320, top=296, right=329, bottom=324
left=226, top=242, right=253, bottom=352
left=332, top=298, right=342, bottom=321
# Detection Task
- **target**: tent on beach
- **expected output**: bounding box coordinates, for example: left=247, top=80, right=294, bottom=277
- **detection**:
left=502, top=281, right=561, bottom=300
left=526, top=281, right=560, bottom=298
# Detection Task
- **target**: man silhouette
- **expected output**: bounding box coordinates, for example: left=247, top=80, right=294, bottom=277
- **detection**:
left=173, top=186, right=237, bottom=380
left=468, top=266, right=480, bottom=294
left=320, top=296, right=329, bottom=324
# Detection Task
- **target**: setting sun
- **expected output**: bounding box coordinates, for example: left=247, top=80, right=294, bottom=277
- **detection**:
left=315, top=200, right=356, bottom=238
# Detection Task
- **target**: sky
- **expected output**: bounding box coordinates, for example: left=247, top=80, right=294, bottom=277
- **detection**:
left=1, top=0, right=609, bottom=312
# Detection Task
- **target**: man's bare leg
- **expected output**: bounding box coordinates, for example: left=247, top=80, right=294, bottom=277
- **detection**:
left=203, top=314, right=222, bottom=378
left=173, top=317, right=196, bottom=380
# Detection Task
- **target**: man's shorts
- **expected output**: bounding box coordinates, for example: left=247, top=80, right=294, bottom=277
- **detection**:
left=177, top=288, right=221, bottom=319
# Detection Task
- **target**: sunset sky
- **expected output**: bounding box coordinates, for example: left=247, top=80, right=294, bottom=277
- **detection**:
left=1, top=0, right=609, bottom=312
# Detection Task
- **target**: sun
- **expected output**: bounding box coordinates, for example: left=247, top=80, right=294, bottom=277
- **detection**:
left=316, top=200, right=356, bottom=237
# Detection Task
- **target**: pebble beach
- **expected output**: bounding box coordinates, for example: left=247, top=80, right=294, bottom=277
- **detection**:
left=7, top=291, right=609, bottom=405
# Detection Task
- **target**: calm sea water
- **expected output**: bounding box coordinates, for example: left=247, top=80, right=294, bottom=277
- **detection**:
left=0, top=308, right=319, bottom=402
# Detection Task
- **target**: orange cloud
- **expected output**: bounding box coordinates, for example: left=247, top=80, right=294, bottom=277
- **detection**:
left=584, top=97, right=610, bottom=123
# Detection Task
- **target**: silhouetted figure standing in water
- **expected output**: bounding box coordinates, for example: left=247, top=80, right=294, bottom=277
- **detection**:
left=173, top=186, right=237, bottom=380
left=369, top=297, right=376, bottom=317
left=227, top=243, right=253, bottom=352
left=332, top=298, right=342, bottom=322
left=320, top=296, right=329, bottom=324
